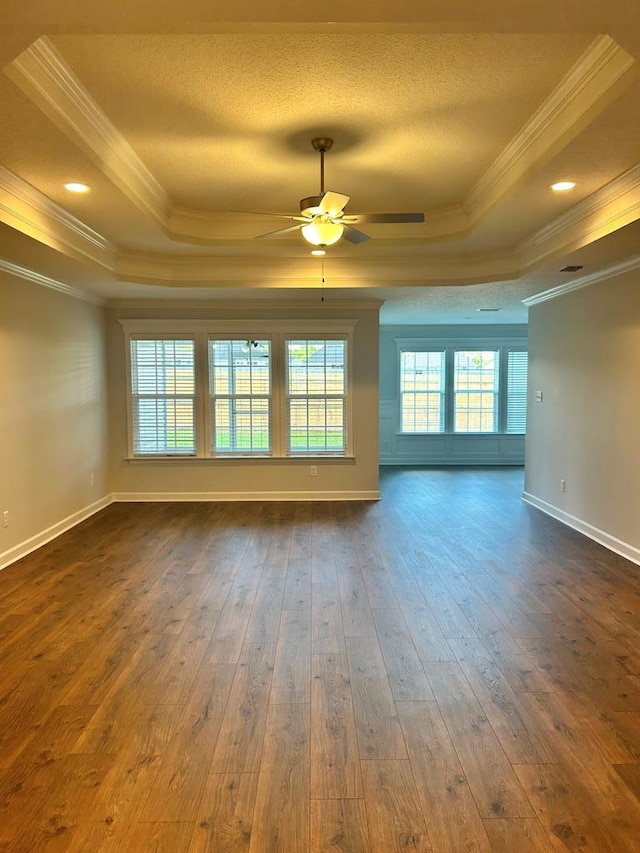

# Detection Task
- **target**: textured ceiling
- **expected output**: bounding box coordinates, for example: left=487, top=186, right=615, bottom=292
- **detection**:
left=48, top=33, right=590, bottom=210
left=1, top=3, right=640, bottom=323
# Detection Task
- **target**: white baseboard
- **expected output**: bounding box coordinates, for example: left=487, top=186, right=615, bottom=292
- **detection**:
left=0, top=489, right=381, bottom=571
left=0, top=495, right=113, bottom=571
left=522, top=491, right=640, bottom=567
left=379, top=459, right=523, bottom=466
left=112, top=490, right=381, bottom=502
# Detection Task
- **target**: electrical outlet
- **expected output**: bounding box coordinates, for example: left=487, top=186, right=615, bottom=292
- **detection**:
left=560, top=479, right=566, bottom=493
left=89, top=472, right=95, bottom=487
left=2, top=510, right=8, bottom=528
left=310, top=465, right=318, bottom=477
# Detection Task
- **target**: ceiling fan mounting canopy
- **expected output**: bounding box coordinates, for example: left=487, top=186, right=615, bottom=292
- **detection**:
left=310, top=137, right=334, bottom=153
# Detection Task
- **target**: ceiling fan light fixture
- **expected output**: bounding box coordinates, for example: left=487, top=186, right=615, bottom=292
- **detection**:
left=301, top=218, right=344, bottom=246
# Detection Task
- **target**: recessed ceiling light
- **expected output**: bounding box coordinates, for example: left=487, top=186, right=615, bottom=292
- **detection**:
left=560, top=265, right=584, bottom=273
left=310, top=248, right=326, bottom=256
left=64, top=182, right=91, bottom=193
left=550, top=181, right=576, bottom=192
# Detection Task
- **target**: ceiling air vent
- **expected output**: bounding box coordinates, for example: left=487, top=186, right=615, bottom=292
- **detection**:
left=560, top=265, right=584, bottom=272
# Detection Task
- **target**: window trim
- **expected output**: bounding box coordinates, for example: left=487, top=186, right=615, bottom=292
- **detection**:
left=124, top=331, right=200, bottom=459
left=395, top=336, right=527, bottom=436
left=284, top=334, right=351, bottom=457
left=505, top=348, right=529, bottom=435
left=208, top=336, right=273, bottom=457
left=120, top=319, right=355, bottom=460
left=399, top=348, right=446, bottom=434
left=453, top=348, right=500, bottom=434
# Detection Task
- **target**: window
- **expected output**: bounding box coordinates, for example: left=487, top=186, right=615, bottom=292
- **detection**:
left=454, top=350, right=499, bottom=433
left=209, top=339, right=271, bottom=454
left=130, top=338, right=195, bottom=455
left=122, top=321, right=353, bottom=459
left=397, top=340, right=527, bottom=435
left=400, top=350, right=445, bottom=433
left=286, top=339, right=346, bottom=453
left=506, top=350, right=528, bottom=434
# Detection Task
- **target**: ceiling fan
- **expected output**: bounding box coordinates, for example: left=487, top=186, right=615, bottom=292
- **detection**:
left=247, top=137, right=425, bottom=252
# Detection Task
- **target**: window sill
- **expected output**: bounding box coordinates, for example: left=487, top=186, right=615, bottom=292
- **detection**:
left=125, top=454, right=356, bottom=463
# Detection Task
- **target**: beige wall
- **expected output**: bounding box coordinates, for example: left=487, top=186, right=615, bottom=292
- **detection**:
left=0, top=270, right=108, bottom=567
left=525, top=268, right=640, bottom=559
left=4, top=263, right=638, bottom=562
left=106, top=300, right=381, bottom=499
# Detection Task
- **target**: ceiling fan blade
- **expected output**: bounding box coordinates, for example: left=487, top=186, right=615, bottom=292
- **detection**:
left=320, top=192, right=351, bottom=217
left=255, top=224, right=304, bottom=239
left=344, top=212, right=425, bottom=224
left=232, top=210, right=309, bottom=222
left=342, top=225, right=370, bottom=244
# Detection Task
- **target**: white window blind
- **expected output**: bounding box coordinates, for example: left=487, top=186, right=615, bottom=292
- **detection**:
left=454, top=350, right=499, bottom=433
left=123, top=322, right=353, bottom=460
left=209, top=339, right=271, bottom=454
left=130, top=338, right=195, bottom=455
left=400, top=351, right=445, bottom=432
left=507, top=350, right=528, bottom=434
left=286, top=339, right=346, bottom=453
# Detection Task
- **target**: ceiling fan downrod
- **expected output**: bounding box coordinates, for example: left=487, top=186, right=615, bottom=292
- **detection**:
left=300, top=138, right=335, bottom=218
left=311, top=137, right=333, bottom=194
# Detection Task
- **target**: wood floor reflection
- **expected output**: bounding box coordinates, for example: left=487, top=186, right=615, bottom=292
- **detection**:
left=1, top=467, right=639, bottom=851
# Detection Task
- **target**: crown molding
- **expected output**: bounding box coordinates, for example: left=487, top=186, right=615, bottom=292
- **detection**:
left=523, top=251, right=640, bottom=306
left=467, top=35, right=637, bottom=223
left=115, top=248, right=519, bottom=287
left=118, top=319, right=360, bottom=335
left=520, top=162, right=640, bottom=268
left=8, top=34, right=636, bottom=262
left=0, top=258, right=105, bottom=305
left=0, top=158, right=520, bottom=289
left=8, top=38, right=472, bottom=247
left=107, top=298, right=384, bottom=311
left=0, top=165, right=115, bottom=269
left=6, top=37, right=169, bottom=228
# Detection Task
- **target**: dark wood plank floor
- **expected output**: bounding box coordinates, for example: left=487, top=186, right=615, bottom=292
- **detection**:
left=1, top=467, right=640, bottom=851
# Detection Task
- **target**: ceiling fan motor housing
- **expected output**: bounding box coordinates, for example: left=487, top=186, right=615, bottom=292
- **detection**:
left=300, top=195, right=324, bottom=217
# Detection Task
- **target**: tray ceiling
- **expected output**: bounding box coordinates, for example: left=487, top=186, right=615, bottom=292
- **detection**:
left=1, top=2, right=640, bottom=322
